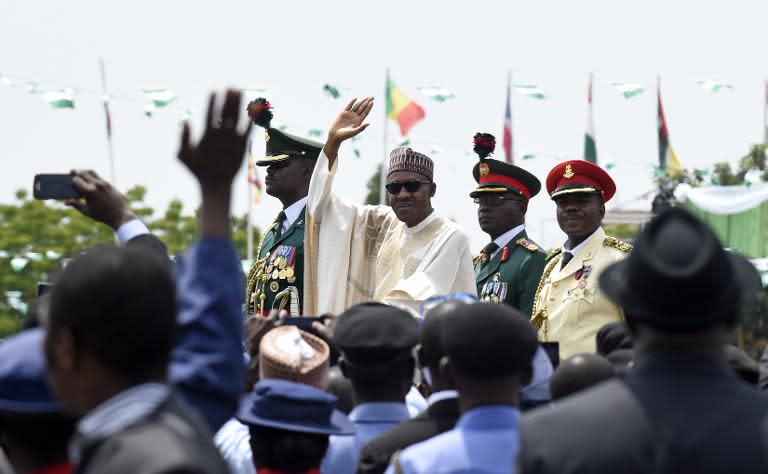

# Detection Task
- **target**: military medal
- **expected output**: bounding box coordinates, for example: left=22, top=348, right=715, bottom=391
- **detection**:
left=269, top=281, right=279, bottom=292
left=285, top=267, right=295, bottom=279
left=279, top=269, right=287, bottom=280
left=287, top=276, right=296, bottom=283
left=500, top=246, right=510, bottom=262
left=271, top=269, right=280, bottom=280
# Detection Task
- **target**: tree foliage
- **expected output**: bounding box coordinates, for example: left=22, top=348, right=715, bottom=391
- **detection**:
left=0, top=187, right=260, bottom=337
left=365, top=164, right=382, bottom=205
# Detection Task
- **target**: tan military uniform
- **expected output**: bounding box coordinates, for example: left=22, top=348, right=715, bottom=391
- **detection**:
left=531, top=227, right=631, bottom=360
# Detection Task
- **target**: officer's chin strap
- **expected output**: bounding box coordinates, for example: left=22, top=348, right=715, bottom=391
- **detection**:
left=273, top=286, right=300, bottom=315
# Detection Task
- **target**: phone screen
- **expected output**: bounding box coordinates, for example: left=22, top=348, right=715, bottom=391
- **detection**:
left=33, top=174, right=80, bottom=200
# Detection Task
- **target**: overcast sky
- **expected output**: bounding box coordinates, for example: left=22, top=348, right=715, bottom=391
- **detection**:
left=1, top=0, right=766, bottom=251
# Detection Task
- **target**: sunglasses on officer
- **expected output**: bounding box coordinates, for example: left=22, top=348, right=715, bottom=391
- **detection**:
left=385, top=180, right=432, bottom=195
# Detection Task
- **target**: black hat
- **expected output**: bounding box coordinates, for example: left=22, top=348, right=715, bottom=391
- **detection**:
left=247, top=98, right=323, bottom=166
left=442, top=303, right=538, bottom=378
left=469, top=133, right=541, bottom=200
left=599, top=207, right=761, bottom=331
left=334, top=302, right=420, bottom=367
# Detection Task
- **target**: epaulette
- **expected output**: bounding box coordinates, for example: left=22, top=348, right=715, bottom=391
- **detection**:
left=545, top=248, right=562, bottom=262
left=603, top=236, right=633, bottom=252
left=516, top=238, right=539, bottom=252
left=472, top=255, right=482, bottom=266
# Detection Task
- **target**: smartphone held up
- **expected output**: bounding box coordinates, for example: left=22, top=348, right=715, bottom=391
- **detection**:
left=33, top=174, right=81, bottom=200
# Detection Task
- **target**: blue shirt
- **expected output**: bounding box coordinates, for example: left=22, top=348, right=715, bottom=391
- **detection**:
left=170, top=238, right=245, bottom=433
left=323, top=402, right=411, bottom=474
left=387, top=405, right=522, bottom=474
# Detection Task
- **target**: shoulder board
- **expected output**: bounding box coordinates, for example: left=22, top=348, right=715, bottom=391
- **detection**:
left=472, top=255, right=482, bottom=266
left=545, top=248, right=562, bottom=262
left=516, top=238, right=539, bottom=252
left=603, top=236, right=633, bottom=252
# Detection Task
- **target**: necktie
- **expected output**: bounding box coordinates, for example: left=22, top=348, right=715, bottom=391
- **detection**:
left=480, top=242, right=499, bottom=266
left=561, top=251, right=574, bottom=269
left=274, top=211, right=287, bottom=240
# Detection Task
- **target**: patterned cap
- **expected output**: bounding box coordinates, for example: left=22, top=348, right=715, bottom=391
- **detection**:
left=259, top=326, right=330, bottom=390
left=388, top=147, right=434, bottom=181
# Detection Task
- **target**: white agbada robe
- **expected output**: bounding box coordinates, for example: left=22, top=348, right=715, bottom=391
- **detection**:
left=303, top=151, right=476, bottom=316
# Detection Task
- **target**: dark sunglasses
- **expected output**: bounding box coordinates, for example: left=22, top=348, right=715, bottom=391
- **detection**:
left=385, top=180, right=431, bottom=195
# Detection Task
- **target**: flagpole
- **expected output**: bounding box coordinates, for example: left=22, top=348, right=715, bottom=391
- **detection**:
left=246, top=139, right=254, bottom=262
left=98, top=59, right=117, bottom=186
left=505, top=70, right=513, bottom=163
left=380, top=67, right=390, bottom=205
left=764, top=79, right=768, bottom=144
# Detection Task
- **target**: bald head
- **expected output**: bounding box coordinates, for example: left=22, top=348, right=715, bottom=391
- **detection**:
left=550, top=353, right=615, bottom=401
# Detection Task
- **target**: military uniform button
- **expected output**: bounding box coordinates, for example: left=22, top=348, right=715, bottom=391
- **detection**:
left=553, top=282, right=559, bottom=288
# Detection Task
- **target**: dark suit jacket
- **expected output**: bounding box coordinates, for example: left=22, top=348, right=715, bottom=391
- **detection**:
left=126, top=233, right=170, bottom=261
left=75, top=393, right=230, bottom=474
left=356, top=397, right=459, bottom=474
left=518, top=351, right=768, bottom=474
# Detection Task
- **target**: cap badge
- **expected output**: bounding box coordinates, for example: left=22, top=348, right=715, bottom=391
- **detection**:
left=479, top=162, right=490, bottom=177
left=265, top=130, right=271, bottom=142
left=563, top=164, right=575, bottom=179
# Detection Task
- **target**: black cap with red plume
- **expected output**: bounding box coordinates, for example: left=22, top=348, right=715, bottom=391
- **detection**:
left=473, top=133, right=496, bottom=160
left=247, top=98, right=273, bottom=128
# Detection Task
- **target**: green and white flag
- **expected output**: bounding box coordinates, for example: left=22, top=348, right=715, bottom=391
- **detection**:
left=24, top=252, right=43, bottom=262
left=513, top=83, right=548, bottom=100
left=697, top=80, right=734, bottom=93
left=142, top=88, right=176, bottom=107
left=323, top=84, right=341, bottom=99
left=584, top=75, right=597, bottom=163
left=418, top=86, right=455, bottom=102
left=10, top=257, right=28, bottom=272
left=38, top=89, right=75, bottom=109
left=45, top=250, right=62, bottom=260
left=5, top=291, right=28, bottom=314
left=609, top=81, right=645, bottom=99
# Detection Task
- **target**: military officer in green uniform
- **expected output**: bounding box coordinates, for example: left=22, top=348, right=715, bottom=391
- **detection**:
left=244, top=98, right=323, bottom=316
left=469, top=133, right=547, bottom=317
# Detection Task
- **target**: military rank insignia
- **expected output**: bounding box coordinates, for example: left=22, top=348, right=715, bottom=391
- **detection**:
left=516, top=238, right=539, bottom=252
left=481, top=273, right=508, bottom=304
left=500, top=246, right=510, bottom=262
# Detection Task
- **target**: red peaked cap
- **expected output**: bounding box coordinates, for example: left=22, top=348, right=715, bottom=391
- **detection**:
left=546, top=160, right=616, bottom=202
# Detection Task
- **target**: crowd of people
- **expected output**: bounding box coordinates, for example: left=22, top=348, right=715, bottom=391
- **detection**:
left=1, top=89, right=768, bottom=474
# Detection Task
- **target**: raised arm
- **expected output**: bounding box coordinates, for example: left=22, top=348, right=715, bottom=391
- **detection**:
left=322, top=97, right=374, bottom=168
left=170, top=89, right=251, bottom=431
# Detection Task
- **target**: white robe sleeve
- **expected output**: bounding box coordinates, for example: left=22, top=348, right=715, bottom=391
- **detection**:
left=304, top=151, right=396, bottom=315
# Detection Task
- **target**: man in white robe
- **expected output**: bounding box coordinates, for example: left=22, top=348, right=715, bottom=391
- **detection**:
left=303, top=97, right=476, bottom=316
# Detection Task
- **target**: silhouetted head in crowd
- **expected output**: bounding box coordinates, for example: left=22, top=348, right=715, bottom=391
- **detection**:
left=21, top=293, right=50, bottom=330
left=419, top=300, right=469, bottom=395
left=327, top=366, right=354, bottom=415
left=600, top=208, right=762, bottom=359
left=0, top=329, right=75, bottom=474
left=550, top=353, right=616, bottom=401
left=44, top=245, right=177, bottom=417
left=440, top=303, right=538, bottom=414
left=334, top=303, right=420, bottom=405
